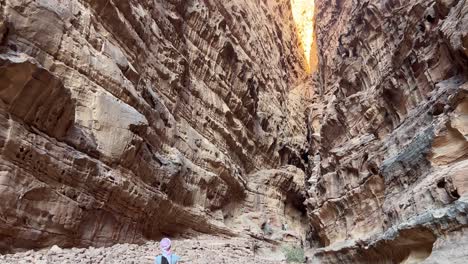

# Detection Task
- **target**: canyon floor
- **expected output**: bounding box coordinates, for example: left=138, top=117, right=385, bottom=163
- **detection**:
left=0, top=235, right=303, bottom=264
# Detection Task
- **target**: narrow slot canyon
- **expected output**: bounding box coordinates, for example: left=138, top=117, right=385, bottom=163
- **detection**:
left=291, top=0, right=318, bottom=73
left=0, top=0, right=467, bottom=263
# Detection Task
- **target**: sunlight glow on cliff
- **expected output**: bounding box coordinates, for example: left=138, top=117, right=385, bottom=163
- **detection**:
left=291, top=0, right=317, bottom=73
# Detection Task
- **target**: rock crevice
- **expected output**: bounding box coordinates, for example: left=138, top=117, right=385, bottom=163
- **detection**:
left=0, top=0, right=467, bottom=263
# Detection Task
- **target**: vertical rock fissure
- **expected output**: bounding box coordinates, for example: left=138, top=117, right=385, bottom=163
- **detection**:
left=290, top=0, right=318, bottom=73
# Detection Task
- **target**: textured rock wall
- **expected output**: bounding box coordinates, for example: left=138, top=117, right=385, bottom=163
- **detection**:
left=1, top=0, right=467, bottom=262
left=308, top=0, right=468, bottom=262
left=0, top=0, right=311, bottom=252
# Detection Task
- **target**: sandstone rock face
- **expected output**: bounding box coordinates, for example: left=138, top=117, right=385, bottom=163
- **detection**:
left=0, top=0, right=310, bottom=252
left=1, top=0, right=467, bottom=263
left=307, top=0, right=468, bottom=262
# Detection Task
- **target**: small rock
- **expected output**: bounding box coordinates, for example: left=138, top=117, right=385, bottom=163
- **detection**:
left=48, top=245, right=62, bottom=254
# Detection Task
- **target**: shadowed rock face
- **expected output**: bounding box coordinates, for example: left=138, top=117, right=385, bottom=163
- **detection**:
left=307, top=0, right=468, bottom=262
left=0, top=0, right=467, bottom=263
left=0, top=0, right=310, bottom=252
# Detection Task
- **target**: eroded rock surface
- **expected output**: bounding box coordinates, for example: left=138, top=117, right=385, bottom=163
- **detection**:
left=0, top=0, right=310, bottom=252
left=0, top=0, right=467, bottom=263
left=307, top=0, right=468, bottom=262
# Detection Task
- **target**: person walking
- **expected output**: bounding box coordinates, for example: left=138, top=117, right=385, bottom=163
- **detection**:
left=155, top=238, right=181, bottom=264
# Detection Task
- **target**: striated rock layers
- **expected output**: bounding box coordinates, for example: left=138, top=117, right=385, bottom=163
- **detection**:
left=0, top=0, right=311, bottom=252
left=0, top=0, right=468, bottom=263
left=307, top=0, right=468, bottom=263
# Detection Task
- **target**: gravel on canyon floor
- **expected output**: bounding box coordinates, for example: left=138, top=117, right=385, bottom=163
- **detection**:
left=0, top=235, right=294, bottom=264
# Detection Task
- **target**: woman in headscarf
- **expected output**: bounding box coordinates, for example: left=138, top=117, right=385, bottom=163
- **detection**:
left=155, top=238, right=181, bottom=264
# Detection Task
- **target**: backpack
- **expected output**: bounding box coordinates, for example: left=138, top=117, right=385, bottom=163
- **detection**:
left=161, top=256, right=169, bottom=264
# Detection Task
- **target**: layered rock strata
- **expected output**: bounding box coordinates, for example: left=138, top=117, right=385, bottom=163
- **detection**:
left=0, top=0, right=467, bottom=263
left=307, top=0, right=468, bottom=262
left=0, top=0, right=310, bottom=252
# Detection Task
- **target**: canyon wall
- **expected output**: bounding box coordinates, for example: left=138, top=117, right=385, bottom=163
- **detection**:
left=1, top=0, right=467, bottom=262
left=308, top=0, right=468, bottom=262
left=0, top=0, right=311, bottom=252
